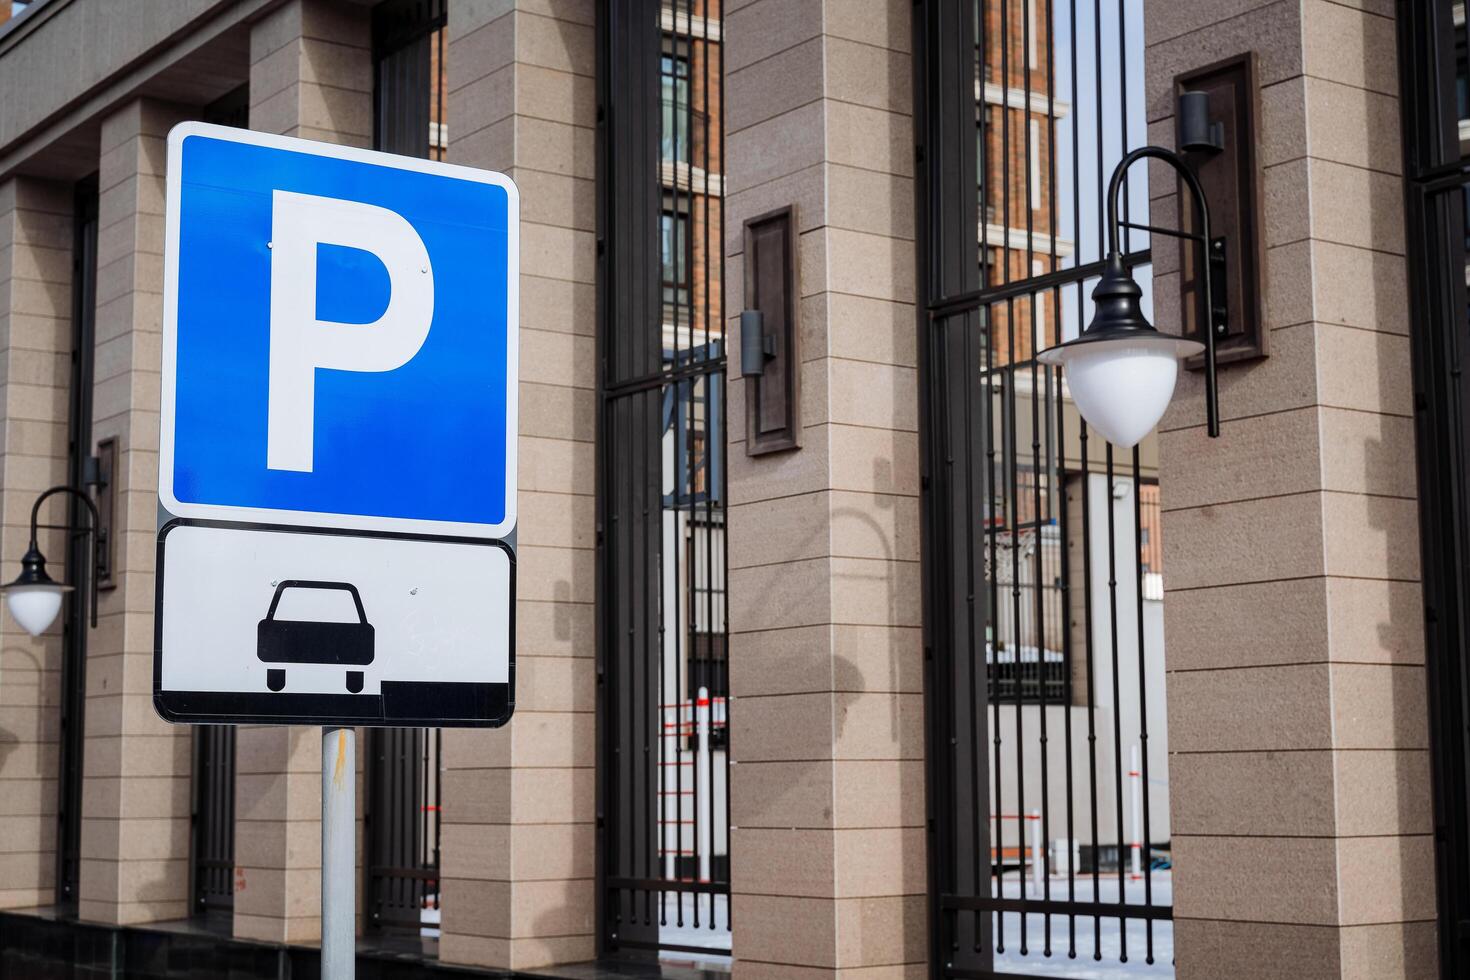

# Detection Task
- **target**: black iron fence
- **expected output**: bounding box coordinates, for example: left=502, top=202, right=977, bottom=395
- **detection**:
left=366, top=727, right=442, bottom=936
left=597, top=0, right=731, bottom=958
left=191, top=725, right=237, bottom=918
left=915, top=1, right=1173, bottom=975
left=1397, top=3, right=1470, bottom=976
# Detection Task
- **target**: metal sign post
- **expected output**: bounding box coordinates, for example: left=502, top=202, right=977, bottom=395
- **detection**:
left=322, top=727, right=355, bottom=979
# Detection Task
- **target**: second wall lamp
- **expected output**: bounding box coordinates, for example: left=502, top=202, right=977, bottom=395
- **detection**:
left=1038, top=89, right=1233, bottom=448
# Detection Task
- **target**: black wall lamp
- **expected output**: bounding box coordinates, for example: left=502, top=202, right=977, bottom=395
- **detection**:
left=1038, top=89, right=1232, bottom=448
left=0, top=451, right=112, bottom=637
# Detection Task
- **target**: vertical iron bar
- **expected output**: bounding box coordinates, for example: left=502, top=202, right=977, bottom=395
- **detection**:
left=979, top=8, right=999, bottom=961
left=1093, top=0, right=1104, bottom=264
left=670, top=9, right=686, bottom=928
left=999, top=3, right=1022, bottom=953
left=963, top=305, right=981, bottom=959
left=1064, top=0, right=1080, bottom=955
left=701, top=0, right=717, bottom=928
left=660, top=29, right=677, bottom=923
left=1007, top=295, right=1028, bottom=958
left=648, top=386, right=659, bottom=928
left=1117, top=0, right=1130, bottom=254
left=675, top=392, right=687, bottom=932
left=660, top=399, right=671, bottom=929
left=988, top=368, right=1004, bottom=956
left=717, top=0, right=731, bottom=933
left=689, top=4, right=708, bottom=929
left=1021, top=2, right=1055, bottom=954
left=1133, top=448, right=1157, bottom=963
left=1105, top=443, right=1127, bottom=962
left=625, top=396, right=636, bottom=934
left=1081, top=434, right=1100, bottom=960
left=1089, top=0, right=1106, bottom=954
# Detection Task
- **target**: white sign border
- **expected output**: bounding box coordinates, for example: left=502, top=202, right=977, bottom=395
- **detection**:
left=159, top=121, right=519, bottom=540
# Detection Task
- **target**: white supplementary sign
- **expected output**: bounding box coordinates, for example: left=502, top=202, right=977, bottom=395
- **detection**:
left=153, top=123, right=518, bottom=728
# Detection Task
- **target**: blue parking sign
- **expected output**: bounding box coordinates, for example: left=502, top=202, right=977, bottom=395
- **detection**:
left=155, top=124, right=518, bottom=729
left=160, top=123, right=519, bottom=538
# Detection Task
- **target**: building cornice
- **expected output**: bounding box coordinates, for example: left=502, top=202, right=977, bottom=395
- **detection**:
left=982, top=223, right=1075, bottom=258
left=979, top=80, right=1071, bottom=120
left=660, top=5, right=721, bottom=42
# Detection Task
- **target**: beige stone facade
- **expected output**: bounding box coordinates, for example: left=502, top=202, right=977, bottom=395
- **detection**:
left=437, top=0, right=598, bottom=968
left=724, top=1, right=925, bottom=976
left=1150, top=3, right=1435, bottom=978
left=0, top=1, right=1447, bottom=979
left=0, top=174, right=72, bottom=911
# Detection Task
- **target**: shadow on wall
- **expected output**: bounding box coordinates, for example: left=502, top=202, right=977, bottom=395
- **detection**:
left=0, top=642, right=59, bottom=907
left=829, top=454, right=913, bottom=744
left=1353, top=163, right=1437, bottom=961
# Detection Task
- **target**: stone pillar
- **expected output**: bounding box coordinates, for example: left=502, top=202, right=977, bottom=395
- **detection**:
left=437, top=0, right=597, bottom=969
left=78, top=97, right=194, bottom=925
left=723, top=2, right=926, bottom=977
left=232, top=0, right=372, bottom=944
left=248, top=0, right=373, bottom=148
left=0, top=177, right=72, bottom=910
left=1149, top=3, right=1436, bottom=978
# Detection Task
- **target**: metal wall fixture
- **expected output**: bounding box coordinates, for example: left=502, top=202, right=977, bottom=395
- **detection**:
left=740, top=205, right=801, bottom=454
left=1175, top=53, right=1267, bottom=365
left=1037, top=102, right=1232, bottom=447
left=0, top=454, right=113, bottom=637
left=1042, top=54, right=1270, bottom=451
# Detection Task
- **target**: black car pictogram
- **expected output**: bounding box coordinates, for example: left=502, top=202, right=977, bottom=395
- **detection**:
left=257, top=580, right=375, bottom=693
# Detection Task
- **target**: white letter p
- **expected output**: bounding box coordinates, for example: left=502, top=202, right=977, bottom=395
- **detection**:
left=267, top=190, right=434, bottom=472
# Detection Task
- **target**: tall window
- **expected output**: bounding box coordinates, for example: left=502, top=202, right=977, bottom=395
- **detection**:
left=660, top=203, right=690, bottom=308
left=661, top=51, right=691, bottom=163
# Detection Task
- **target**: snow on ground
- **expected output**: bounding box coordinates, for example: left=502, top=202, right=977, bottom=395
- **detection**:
left=992, top=871, right=1174, bottom=978
left=659, top=892, right=733, bottom=966
left=419, top=878, right=1169, bottom=976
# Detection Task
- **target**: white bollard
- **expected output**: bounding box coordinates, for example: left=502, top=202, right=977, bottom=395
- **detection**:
left=1129, top=744, right=1143, bottom=881
left=697, top=686, right=712, bottom=882
left=1051, top=838, right=1079, bottom=877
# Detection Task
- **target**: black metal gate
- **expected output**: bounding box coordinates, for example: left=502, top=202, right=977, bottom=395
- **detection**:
left=596, top=0, right=731, bottom=958
left=1398, top=3, right=1470, bottom=976
left=56, top=175, right=98, bottom=910
left=365, top=727, right=441, bottom=935
left=372, top=0, right=446, bottom=164
left=914, top=1, right=1173, bottom=975
left=191, top=725, right=236, bottom=918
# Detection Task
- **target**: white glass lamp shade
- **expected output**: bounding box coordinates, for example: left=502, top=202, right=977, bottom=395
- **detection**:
left=1040, top=335, right=1203, bottom=449
left=4, top=582, right=69, bottom=637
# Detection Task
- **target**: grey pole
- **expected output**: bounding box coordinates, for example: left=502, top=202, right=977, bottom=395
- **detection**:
left=321, top=726, right=356, bottom=979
